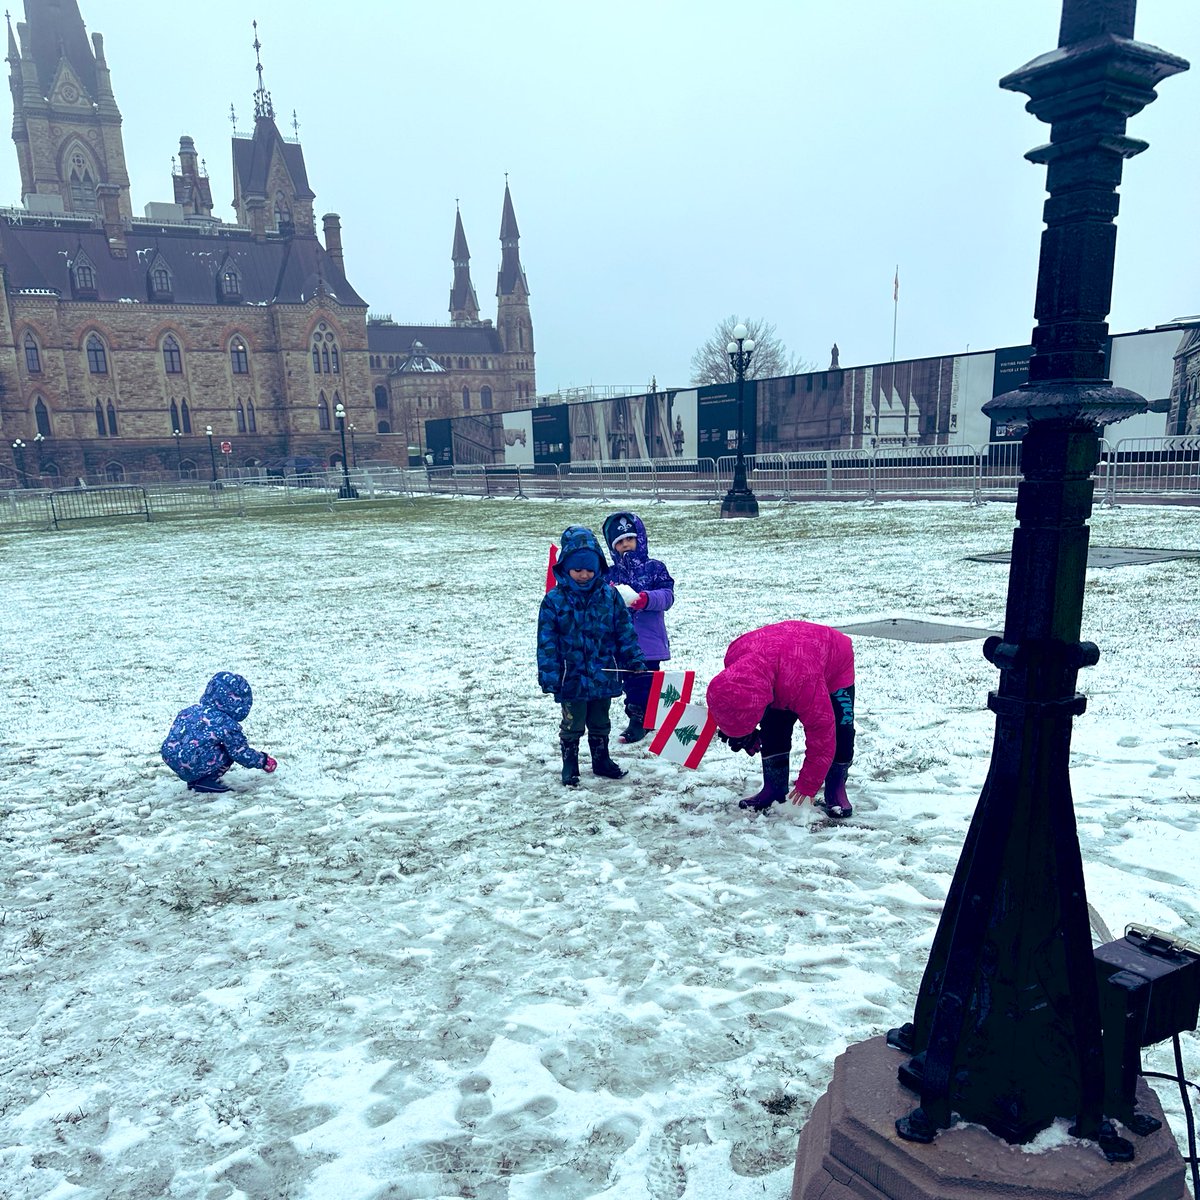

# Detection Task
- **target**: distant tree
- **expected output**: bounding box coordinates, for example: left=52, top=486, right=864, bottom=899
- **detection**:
left=689, top=315, right=813, bottom=385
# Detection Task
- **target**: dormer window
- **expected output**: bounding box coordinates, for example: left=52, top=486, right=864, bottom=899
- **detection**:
left=72, top=258, right=97, bottom=297
left=217, top=260, right=243, bottom=303
left=148, top=260, right=174, bottom=301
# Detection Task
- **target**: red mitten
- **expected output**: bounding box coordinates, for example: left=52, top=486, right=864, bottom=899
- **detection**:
left=263, top=755, right=278, bottom=773
left=630, top=592, right=649, bottom=610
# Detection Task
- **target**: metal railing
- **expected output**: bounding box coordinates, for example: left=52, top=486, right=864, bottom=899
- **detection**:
left=2, top=439, right=1196, bottom=533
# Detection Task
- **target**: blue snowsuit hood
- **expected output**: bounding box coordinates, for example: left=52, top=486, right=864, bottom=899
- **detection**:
left=202, top=672, right=253, bottom=722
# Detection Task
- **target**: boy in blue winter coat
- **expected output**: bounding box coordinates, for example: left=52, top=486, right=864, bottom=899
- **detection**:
left=161, top=672, right=277, bottom=793
left=537, top=526, right=647, bottom=786
left=602, top=511, right=675, bottom=743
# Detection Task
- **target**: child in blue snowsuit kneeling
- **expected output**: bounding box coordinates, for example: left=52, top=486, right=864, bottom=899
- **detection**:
left=161, top=672, right=277, bottom=793
left=537, top=526, right=647, bottom=786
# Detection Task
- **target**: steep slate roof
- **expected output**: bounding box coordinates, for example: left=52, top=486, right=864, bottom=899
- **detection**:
left=23, top=0, right=99, bottom=99
left=0, top=220, right=365, bottom=306
left=367, top=323, right=504, bottom=356
left=232, top=122, right=314, bottom=200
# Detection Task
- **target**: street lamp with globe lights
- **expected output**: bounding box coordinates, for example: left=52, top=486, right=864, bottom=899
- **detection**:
left=33, top=432, right=45, bottom=482
left=173, top=429, right=182, bottom=476
left=205, top=424, right=221, bottom=489
left=719, top=322, right=759, bottom=518
left=348, top=422, right=357, bottom=468
left=334, top=403, right=358, bottom=499
left=12, top=438, right=28, bottom=488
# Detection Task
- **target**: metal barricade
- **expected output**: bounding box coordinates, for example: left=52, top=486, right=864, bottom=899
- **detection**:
left=872, top=444, right=981, bottom=501
left=1107, top=436, right=1200, bottom=499
left=49, top=485, right=151, bottom=529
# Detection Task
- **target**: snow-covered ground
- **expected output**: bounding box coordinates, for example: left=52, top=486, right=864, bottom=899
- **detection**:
left=2, top=497, right=1198, bottom=1200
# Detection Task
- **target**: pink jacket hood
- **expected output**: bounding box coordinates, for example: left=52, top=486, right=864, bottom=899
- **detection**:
left=706, top=621, right=855, bottom=796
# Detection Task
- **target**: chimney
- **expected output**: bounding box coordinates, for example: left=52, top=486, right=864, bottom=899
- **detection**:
left=322, top=213, right=344, bottom=273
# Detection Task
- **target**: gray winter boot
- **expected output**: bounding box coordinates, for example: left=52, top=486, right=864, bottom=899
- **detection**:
left=560, top=738, right=581, bottom=787
left=821, top=761, right=852, bottom=818
left=589, top=736, right=627, bottom=779
left=739, top=754, right=790, bottom=811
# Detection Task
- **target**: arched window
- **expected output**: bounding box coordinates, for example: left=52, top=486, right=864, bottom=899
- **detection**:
left=107, top=402, right=118, bottom=437
left=274, top=193, right=292, bottom=229
left=313, top=344, right=322, bottom=373
left=94, top=400, right=106, bottom=436
left=519, top=328, right=524, bottom=350
left=330, top=346, right=340, bottom=374
left=105, top=462, right=124, bottom=483
left=388, top=355, right=395, bottom=369
left=86, top=334, right=107, bottom=374
left=222, top=268, right=241, bottom=297
left=162, top=335, right=182, bottom=374
left=230, top=339, right=249, bottom=374
left=150, top=266, right=172, bottom=298
left=237, top=403, right=247, bottom=433
left=170, top=400, right=180, bottom=431
left=35, top=398, right=51, bottom=436
left=24, top=333, right=41, bottom=374
left=181, top=399, right=192, bottom=434
left=322, top=346, right=331, bottom=373
left=74, top=262, right=96, bottom=293
left=462, top=387, right=471, bottom=410
left=481, top=385, right=493, bottom=410
left=377, top=420, right=391, bottom=434
left=69, top=153, right=96, bottom=212
left=317, top=394, right=330, bottom=430
left=247, top=400, right=257, bottom=432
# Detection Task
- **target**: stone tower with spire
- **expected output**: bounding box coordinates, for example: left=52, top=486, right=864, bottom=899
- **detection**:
left=230, top=22, right=315, bottom=239
left=495, top=181, right=535, bottom=403
left=5, top=0, right=132, bottom=220
left=449, top=206, right=480, bottom=326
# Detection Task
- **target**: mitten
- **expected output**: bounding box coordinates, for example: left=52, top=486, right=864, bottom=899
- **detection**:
left=719, top=730, right=762, bottom=756
left=630, top=591, right=649, bottom=611
left=263, top=754, right=278, bottom=773
left=613, top=583, right=639, bottom=606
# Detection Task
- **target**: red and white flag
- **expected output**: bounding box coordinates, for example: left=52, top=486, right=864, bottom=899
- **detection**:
left=644, top=669, right=695, bottom=729
left=545, top=542, right=558, bottom=592
left=648, top=700, right=718, bottom=769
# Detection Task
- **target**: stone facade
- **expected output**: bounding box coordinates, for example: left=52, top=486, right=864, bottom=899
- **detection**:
left=0, top=0, right=534, bottom=485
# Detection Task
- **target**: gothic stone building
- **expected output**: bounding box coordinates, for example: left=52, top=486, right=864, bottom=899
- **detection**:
left=0, top=0, right=534, bottom=485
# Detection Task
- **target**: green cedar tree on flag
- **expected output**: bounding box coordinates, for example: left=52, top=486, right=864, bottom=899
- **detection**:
left=645, top=669, right=696, bottom=730
left=648, top=700, right=718, bottom=769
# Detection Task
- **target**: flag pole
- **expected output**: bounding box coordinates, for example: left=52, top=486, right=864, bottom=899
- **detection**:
left=892, top=265, right=899, bottom=362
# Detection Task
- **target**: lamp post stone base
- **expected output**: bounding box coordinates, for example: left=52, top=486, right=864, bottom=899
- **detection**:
left=791, top=1037, right=1186, bottom=1200
left=720, top=491, right=759, bottom=518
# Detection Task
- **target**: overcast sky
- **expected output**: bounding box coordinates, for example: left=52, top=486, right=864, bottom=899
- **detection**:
left=5, top=0, right=1197, bottom=393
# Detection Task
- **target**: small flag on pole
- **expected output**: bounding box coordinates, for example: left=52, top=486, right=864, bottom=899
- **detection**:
left=545, top=542, right=558, bottom=592
left=648, top=700, right=718, bottom=769
left=893, top=267, right=899, bottom=302
left=644, top=669, right=696, bottom=729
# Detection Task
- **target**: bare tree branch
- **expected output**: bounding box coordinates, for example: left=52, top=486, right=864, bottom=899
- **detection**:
left=689, top=315, right=813, bottom=385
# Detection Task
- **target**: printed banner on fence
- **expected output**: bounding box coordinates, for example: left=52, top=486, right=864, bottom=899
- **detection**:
left=545, top=542, right=558, bottom=592
left=645, top=669, right=695, bottom=729
left=648, top=701, right=718, bottom=769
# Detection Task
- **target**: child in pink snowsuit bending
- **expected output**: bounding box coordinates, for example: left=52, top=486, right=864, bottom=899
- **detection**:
left=706, top=621, right=856, bottom=817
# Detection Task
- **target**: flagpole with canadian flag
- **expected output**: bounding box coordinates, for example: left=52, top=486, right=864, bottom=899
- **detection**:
left=892, top=265, right=899, bottom=362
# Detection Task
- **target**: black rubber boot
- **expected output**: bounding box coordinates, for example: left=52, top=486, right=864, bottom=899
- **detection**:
left=820, top=761, right=853, bottom=817
left=188, top=774, right=231, bottom=794
left=738, top=754, right=790, bottom=811
left=560, top=739, right=581, bottom=787
left=618, top=706, right=648, bottom=744
left=589, top=736, right=627, bottom=779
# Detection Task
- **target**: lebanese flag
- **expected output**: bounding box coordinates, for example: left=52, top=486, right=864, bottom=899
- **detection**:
left=645, top=669, right=695, bottom=729
left=648, top=701, right=718, bottom=769
left=545, top=542, right=558, bottom=592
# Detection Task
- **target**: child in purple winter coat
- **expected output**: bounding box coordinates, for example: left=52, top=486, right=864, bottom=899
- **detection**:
left=161, top=672, right=277, bottom=793
left=602, top=511, right=676, bottom=743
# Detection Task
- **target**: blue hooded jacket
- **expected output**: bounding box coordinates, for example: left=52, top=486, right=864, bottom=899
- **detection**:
left=161, top=672, right=268, bottom=782
left=537, top=526, right=646, bottom=701
left=602, top=511, right=674, bottom=661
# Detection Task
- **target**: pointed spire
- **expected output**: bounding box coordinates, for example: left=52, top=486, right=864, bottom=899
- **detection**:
left=497, top=179, right=527, bottom=298
left=6, top=10, right=19, bottom=64
left=449, top=203, right=480, bottom=325
left=252, top=20, right=274, bottom=121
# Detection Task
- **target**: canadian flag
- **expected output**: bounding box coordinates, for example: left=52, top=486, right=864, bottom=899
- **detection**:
left=644, top=669, right=695, bottom=729
left=648, top=700, right=718, bottom=769
left=545, top=542, right=558, bottom=592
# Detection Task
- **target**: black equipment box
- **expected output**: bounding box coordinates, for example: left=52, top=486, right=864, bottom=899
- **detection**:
left=1094, top=924, right=1200, bottom=1047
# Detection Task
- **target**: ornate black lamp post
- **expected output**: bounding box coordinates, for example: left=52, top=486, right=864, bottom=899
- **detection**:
left=334, top=403, right=358, bottom=499
left=348, top=422, right=357, bottom=468
left=205, top=424, right=218, bottom=485
left=719, top=323, right=758, bottom=518
left=12, top=438, right=27, bottom=487
left=33, top=432, right=45, bottom=483
left=173, top=429, right=183, bottom=476
left=890, top=0, right=1187, bottom=1160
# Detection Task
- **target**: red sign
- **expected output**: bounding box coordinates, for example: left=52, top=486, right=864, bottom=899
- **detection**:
left=220, top=441, right=232, bottom=454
